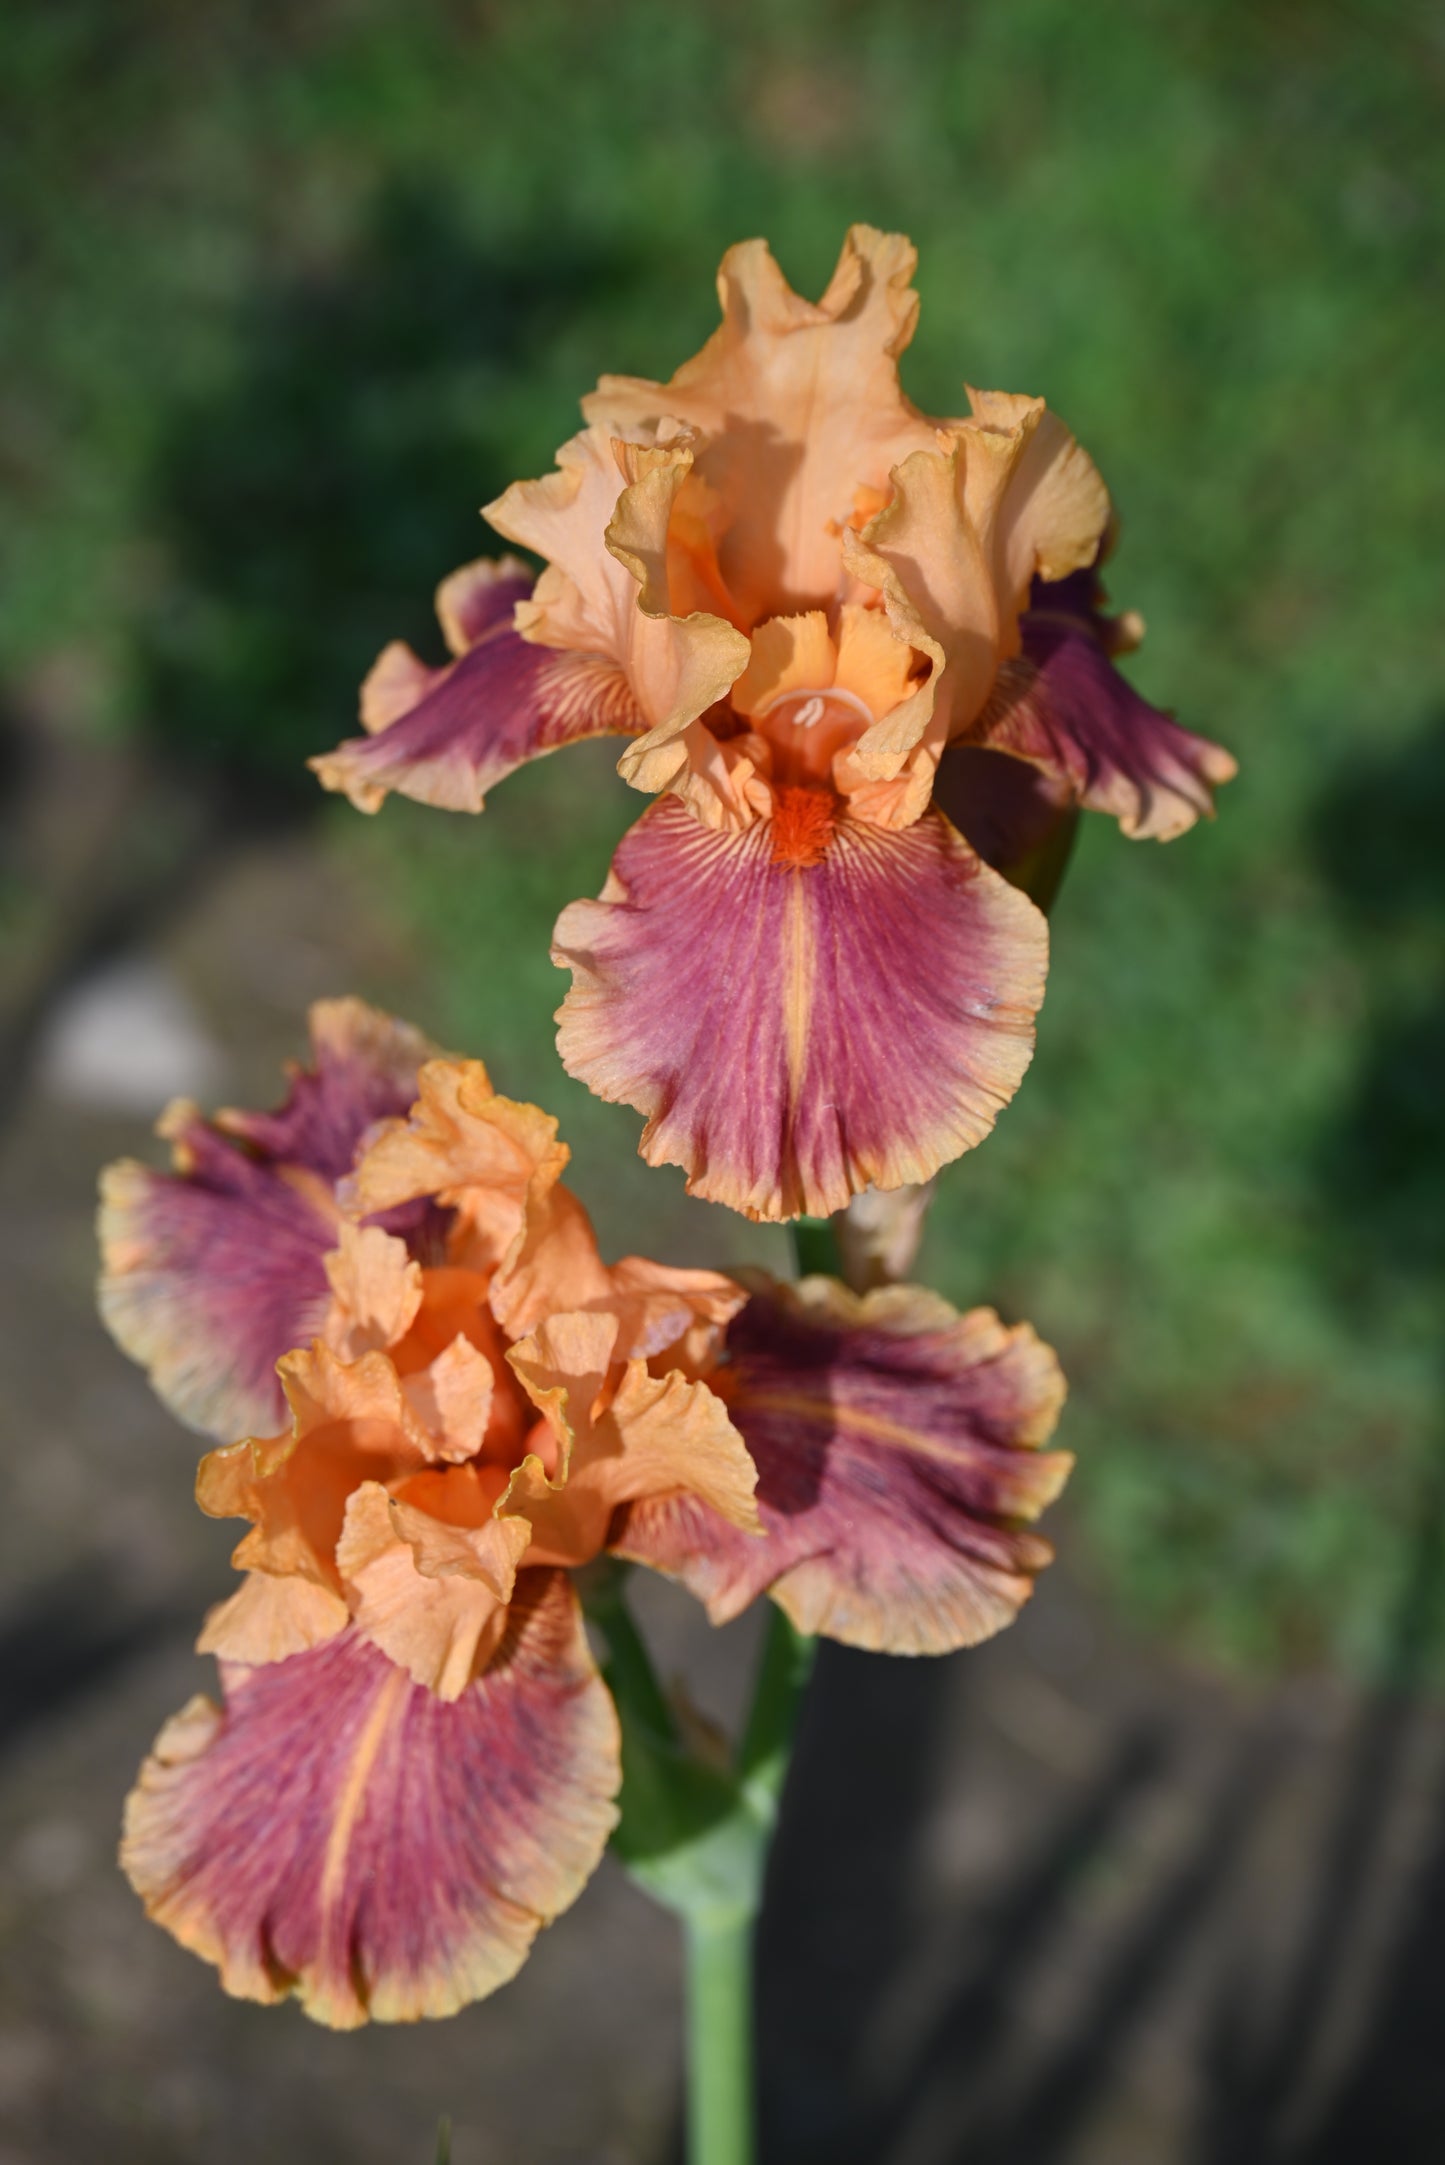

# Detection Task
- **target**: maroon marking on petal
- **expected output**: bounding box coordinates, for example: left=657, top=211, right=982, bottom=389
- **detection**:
left=616, top=1283, right=1071, bottom=1653
left=121, top=1573, right=619, bottom=2028
left=970, top=611, right=1237, bottom=842
left=314, top=631, right=645, bottom=815
left=437, top=563, right=536, bottom=651
left=554, top=800, right=1047, bottom=1222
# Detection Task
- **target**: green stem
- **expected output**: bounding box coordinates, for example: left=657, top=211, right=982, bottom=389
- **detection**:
left=739, top=1605, right=817, bottom=1814
left=685, top=1909, right=755, bottom=2165
left=586, top=1561, right=679, bottom=1743
left=791, top=1215, right=839, bottom=1278
left=588, top=1492, right=817, bottom=2165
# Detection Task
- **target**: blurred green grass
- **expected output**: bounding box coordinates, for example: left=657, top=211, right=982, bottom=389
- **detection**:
left=4, top=0, right=1441, bottom=1674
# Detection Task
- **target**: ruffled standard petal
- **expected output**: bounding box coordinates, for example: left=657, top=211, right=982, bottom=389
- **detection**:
left=969, top=606, right=1238, bottom=842
left=343, top=1059, right=564, bottom=1240
left=121, top=1576, right=619, bottom=2028
left=959, top=389, right=1111, bottom=617
left=335, top=1477, right=532, bottom=1698
left=194, top=1342, right=442, bottom=1666
left=322, top=1223, right=424, bottom=1360
left=553, top=797, right=1047, bottom=1221
left=840, top=403, right=1109, bottom=779
left=98, top=1001, right=430, bottom=1440
left=486, top=426, right=750, bottom=801
left=585, top=226, right=939, bottom=625
left=343, top=1058, right=614, bottom=1329
left=601, top=1256, right=747, bottom=1369
left=616, top=1279, right=1071, bottom=1654
left=504, top=1308, right=759, bottom=1569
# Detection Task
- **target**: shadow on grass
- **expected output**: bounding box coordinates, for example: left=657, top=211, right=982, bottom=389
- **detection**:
left=1308, top=705, right=1445, bottom=1295
left=135, top=184, right=626, bottom=803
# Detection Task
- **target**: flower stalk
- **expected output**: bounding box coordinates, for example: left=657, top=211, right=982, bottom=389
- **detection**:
left=685, top=1911, right=755, bottom=2165
left=588, top=1566, right=816, bottom=2165
left=97, top=219, right=1228, bottom=2161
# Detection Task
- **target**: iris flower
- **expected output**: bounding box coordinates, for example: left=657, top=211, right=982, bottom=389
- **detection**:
left=100, top=1003, right=1070, bottom=2023
left=316, top=227, right=1235, bottom=1221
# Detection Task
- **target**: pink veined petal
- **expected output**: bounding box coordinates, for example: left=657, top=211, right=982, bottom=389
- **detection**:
left=215, top=998, right=435, bottom=1179
left=98, top=1131, right=336, bottom=1443
left=313, top=629, right=645, bottom=815
left=553, top=797, right=1047, bottom=1222
left=615, top=1279, right=1071, bottom=1653
left=434, top=557, right=537, bottom=654
left=98, top=1000, right=431, bottom=1440
left=970, top=607, right=1237, bottom=842
left=121, top=1574, right=619, bottom=2028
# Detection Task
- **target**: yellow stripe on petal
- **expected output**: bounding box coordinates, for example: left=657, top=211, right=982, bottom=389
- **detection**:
left=555, top=798, right=1047, bottom=1221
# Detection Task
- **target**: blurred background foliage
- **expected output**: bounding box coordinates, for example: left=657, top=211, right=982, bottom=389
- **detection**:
left=3, top=0, right=1440, bottom=1675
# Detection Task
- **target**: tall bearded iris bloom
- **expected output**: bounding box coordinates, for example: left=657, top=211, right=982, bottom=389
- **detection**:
left=315, top=229, right=1235, bottom=1222
left=103, top=1002, right=759, bottom=2024
left=101, top=1005, right=1070, bottom=2023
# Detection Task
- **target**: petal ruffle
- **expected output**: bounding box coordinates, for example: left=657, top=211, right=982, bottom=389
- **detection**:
left=584, top=226, right=940, bottom=626
left=968, top=604, right=1238, bottom=841
left=322, top=1223, right=424, bottom=1360
left=214, top=998, right=435, bottom=1180
left=840, top=401, right=1109, bottom=780
left=343, top=1059, right=564, bottom=1241
left=486, top=426, right=750, bottom=799
left=616, top=1279, right=1071, bottom=1654
left=959, top=389, right=1112, bottom=616
left=335, top=1479, right=531, bottom=1698
left=553, top=797, right=1047, bottom=1221
left=121, top=1576, right=619, bottom=2027
left=343, top=1058, right=614, bottom=1329
left=504, top=1308, right=759, bottom=1569
left=195, top=1342, right=440, bottom=1666
left=601, top=1255, right=747, bottom=1368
